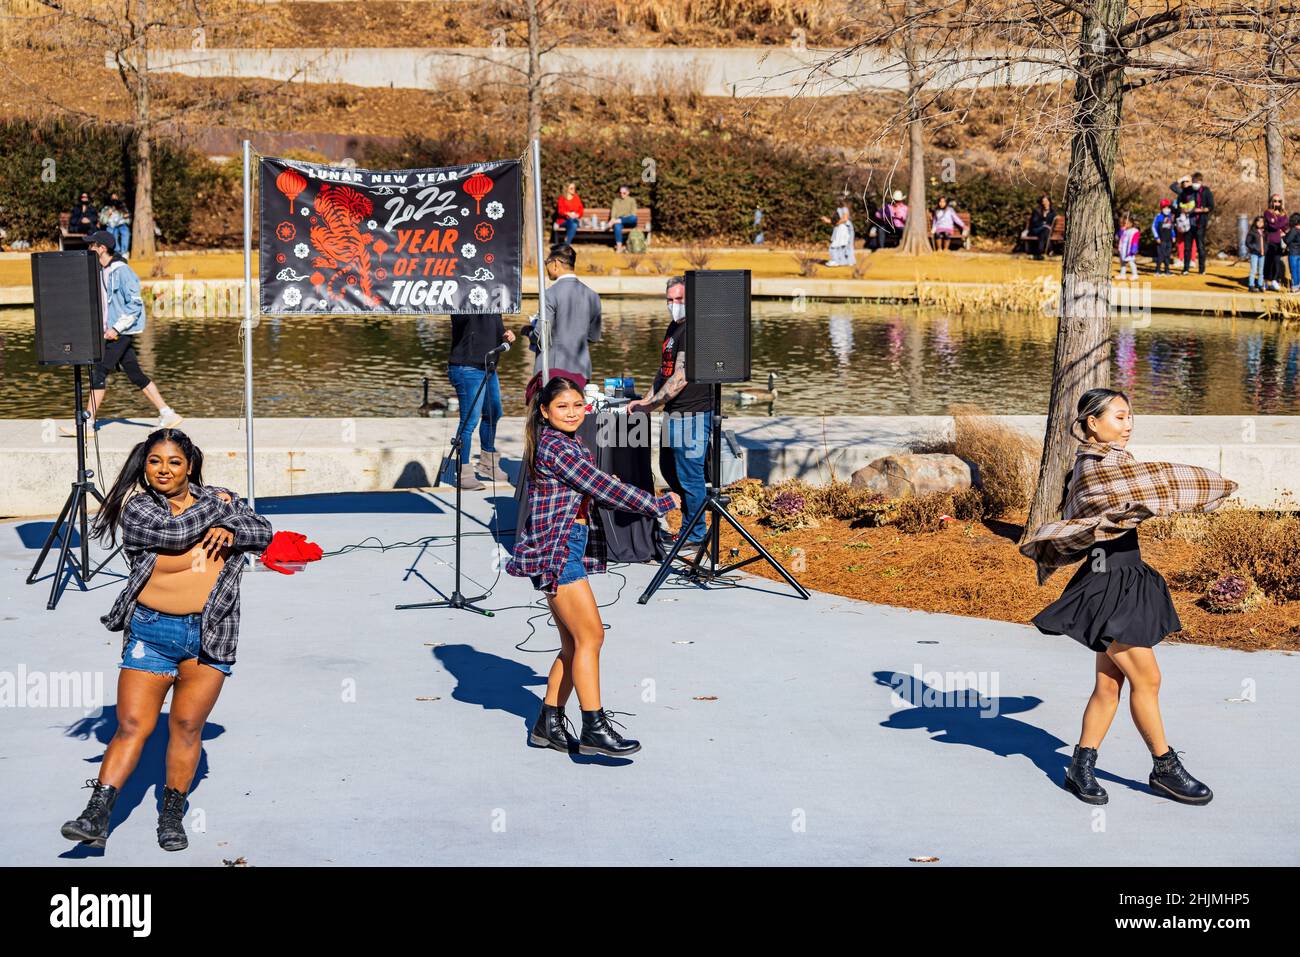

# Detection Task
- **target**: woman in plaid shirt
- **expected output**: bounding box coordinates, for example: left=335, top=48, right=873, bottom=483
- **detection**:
left=508, top=376, right=680, bottom=757
left=1022, top=389, right=1236, bottom=808
left=61, top=429, right=272, bottom=852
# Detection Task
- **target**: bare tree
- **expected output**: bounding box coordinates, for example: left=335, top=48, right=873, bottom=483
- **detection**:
left=21, top=0, right=271, bottom=259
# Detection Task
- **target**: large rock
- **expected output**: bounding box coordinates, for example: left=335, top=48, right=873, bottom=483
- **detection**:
left=851, top=453, right=972, bottom=498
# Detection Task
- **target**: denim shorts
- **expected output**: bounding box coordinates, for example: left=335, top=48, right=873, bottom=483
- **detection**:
left=531, top=522, right=588, bottom=590
left=120, top=604, right=233, bottom=677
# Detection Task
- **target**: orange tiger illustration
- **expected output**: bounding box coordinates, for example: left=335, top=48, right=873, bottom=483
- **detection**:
left=310, top=184, right=377, bottom=304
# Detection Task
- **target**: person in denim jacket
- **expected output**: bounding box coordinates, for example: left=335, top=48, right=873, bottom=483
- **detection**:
left=59, top=231, right=184, bottom=436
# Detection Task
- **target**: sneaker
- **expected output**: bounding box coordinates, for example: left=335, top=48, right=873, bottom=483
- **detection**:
left=159, top=409, right=184, bottom=429
left=1268, top=280, right=1281, bottom=291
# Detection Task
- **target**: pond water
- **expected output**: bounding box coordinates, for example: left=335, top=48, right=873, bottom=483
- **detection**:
left=2, top=299, right=1298, bottom=418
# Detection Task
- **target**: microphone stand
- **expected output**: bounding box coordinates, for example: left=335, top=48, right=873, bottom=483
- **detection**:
left=396, top=344, right=508, bottom=618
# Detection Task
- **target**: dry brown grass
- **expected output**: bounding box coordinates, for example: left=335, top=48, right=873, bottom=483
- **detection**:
left=1174, top=511, right=1300, bottom=602
left=792, top=248, right=823, bottom=277
left=683, top=243, right=715, bottom=270
left=910, top=407, right=1040, bottom=517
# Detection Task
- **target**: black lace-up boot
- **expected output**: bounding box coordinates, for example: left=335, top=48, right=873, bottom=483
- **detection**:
left=529, top=702, right=577, bottom=752
left=579, top=709, right=641, bottom=757
left=1150, top=747, right=1213, bottom=805
left=157, top=787, right=189, bottom=851
left=61, top=779, right=119, bottom=848
left=1064, top=745, right=1108, bottom=805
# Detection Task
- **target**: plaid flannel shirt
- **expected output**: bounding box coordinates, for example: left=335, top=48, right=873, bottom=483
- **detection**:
left=507, top=426, right=675, bottom=594
left=1020, top=441, right=1237, bottom=584
left=101, top=483, right=274, bottom=664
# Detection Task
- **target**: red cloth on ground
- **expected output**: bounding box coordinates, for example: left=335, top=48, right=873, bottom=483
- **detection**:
left=260, top=530, right=323, bottom=575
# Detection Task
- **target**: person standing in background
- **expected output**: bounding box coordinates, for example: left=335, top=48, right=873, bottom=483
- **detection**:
left=1263, top=194, right=1289, bottom=291
left=1177, top=172, right=1213, bottom=274
left=445, top=312, right=515, bottom=490
left=627, top=276, right=715, bottom=548
left=529, top=243, right=602, bottom=385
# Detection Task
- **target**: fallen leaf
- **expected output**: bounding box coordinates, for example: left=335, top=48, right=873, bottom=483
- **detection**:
left=909, top=855, right=940, bottom=863
left=415, top=696, right=441, bottom=702
left=222, top=856, right=250, bottom=867
left=693, top=695, right=718, bottom=701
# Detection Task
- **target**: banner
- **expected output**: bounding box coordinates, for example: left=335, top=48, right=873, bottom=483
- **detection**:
left=258, top=156, right=522, bottom=315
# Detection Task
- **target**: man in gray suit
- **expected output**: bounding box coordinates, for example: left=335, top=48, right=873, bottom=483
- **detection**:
left=531, top=243, right=601, bottom=383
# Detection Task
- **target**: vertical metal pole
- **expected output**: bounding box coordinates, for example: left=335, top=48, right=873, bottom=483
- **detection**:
left=531, top=138, right=549, bottom=383
left=242, top=139, right=256, bottom=508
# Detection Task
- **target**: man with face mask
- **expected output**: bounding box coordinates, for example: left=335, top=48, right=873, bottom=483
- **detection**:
left=627, top=276, right=714, bottom=547
left=1172, top=172, right=1213, bottom=274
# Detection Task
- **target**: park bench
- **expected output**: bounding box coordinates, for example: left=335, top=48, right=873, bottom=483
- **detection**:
left=58, top=212, right=91, bottom=251
left=1016, top=210, right=1066, bottom=255
left=552, top=206, right=652, bottom=246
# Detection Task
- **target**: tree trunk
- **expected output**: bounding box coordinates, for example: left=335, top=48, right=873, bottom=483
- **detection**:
left=1022, top=0, right=1127, bottom=538
left=1266, top=99, right=1284, bottom=202
left=522, top=0, right=543, bottom=269
left=898, top=20, right=931, bottom=256
left=132, top=102, right=156, bottom=259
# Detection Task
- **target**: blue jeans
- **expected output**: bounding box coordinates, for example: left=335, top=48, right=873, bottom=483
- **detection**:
left=560, top=217, right=579, bottom=244
left=122, top=604, right=232, bottom=677
left=447, top=364, right=501, bottom=470
left=1249, top=254, right=1265, bottom=288
left=663, top=410, right=712, bottom=543
left=612, top=214, right=638, bottom=245
left=1289, top=254, right=1300, bottom=290
left=111, top=224, right=131, bottom=256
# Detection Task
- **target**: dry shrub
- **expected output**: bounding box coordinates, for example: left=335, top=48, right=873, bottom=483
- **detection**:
left=793, top=248, right=823, bottom=276
left=1145, top=512, right=1212, bottom=544
left=893, top=487, right=987, bottom=533
left=683, top=243, right=715, bottom=270
left=724, top=477, right=768, bottom=517
left=911, top=406, right=1039, bottom=517
left=811, top=480, right=889, bottom=524
left=1184, top=511, right=1300, bottom=602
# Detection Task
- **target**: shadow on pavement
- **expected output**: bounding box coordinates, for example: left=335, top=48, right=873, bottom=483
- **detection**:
left=433, top=643, right=632, bottom=767
left=58, top=705, right=226, bottom=859
left=873, top=669, right=1148, bottom=796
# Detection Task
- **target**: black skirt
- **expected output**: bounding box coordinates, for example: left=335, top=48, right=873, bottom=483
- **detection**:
left=1033, top=529, right=1181, bottom=652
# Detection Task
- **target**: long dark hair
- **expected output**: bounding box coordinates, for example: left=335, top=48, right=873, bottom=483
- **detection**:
left=522, top=376, right=584, bottom=480
left=93, top=428, right=205, bottom=545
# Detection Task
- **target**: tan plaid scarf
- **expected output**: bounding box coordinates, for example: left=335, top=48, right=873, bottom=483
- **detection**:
left=1020, top=441, right=1237, bottom=585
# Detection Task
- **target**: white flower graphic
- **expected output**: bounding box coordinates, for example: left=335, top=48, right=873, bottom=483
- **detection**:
left=367, top=220, right=378, bottom=230
left=485, top=201, right=504, bottom=220
left=460, top=207, right=470, bottom=216
left=294, top=243, right=309, bottom=259
left=301, top=206, right=309, bottom=216
left=460, top=242, right=477, bottom=259
left=283, top=287, right=302, bottom=307
left=468, top=286, right=488, bottom=308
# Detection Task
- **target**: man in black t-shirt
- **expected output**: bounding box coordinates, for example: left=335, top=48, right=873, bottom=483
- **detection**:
left=446, top=312, right=514, bottom=489
left=627, top=276, right=713, bottom=546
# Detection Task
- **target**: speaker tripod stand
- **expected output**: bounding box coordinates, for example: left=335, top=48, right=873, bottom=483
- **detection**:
left=27, top=364, right=122, bottom=610
left=637, top=384, right=809, bottom=604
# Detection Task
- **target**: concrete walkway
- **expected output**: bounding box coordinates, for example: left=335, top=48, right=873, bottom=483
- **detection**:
left=3, top=415, right=1298, bottom=517
left=0, top=489, right=1294, bottom=866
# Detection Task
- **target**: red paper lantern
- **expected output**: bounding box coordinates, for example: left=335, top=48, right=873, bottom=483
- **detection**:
left=464, top=172, right=493, bottom=214
left=276, top=167, right=307, bottom=208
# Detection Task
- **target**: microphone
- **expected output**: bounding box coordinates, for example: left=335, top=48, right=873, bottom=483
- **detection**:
left=485, top=339, right=511, bottom=358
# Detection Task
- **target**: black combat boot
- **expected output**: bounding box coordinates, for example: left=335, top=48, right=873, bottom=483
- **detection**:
left=157, top=787, right=189, bottom=851
left=579, top=709, right=641, bottom=757
left=1150, top=747, right=1213, bottom=805
left=61, top=779, right=119, bottom=848
left=529, top=702, right=577, bottom=752
left=1063, top=745, right=1108, bottom=805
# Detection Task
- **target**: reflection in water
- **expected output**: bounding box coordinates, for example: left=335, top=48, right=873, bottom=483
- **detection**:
left=2, top=300, right=1300, bottom=417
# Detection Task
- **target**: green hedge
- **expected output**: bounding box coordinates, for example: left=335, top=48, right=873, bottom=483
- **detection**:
left=0, top=119, right=219, bottom=246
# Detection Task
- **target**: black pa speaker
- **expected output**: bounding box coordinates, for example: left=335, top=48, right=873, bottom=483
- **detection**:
left=32, top=250, right=103, bottom=366
left=684, top=269, right=751, bottom=384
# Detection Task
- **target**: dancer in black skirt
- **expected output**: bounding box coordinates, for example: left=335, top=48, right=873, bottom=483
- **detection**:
left=1021, top=388, right=1237, bottom=807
